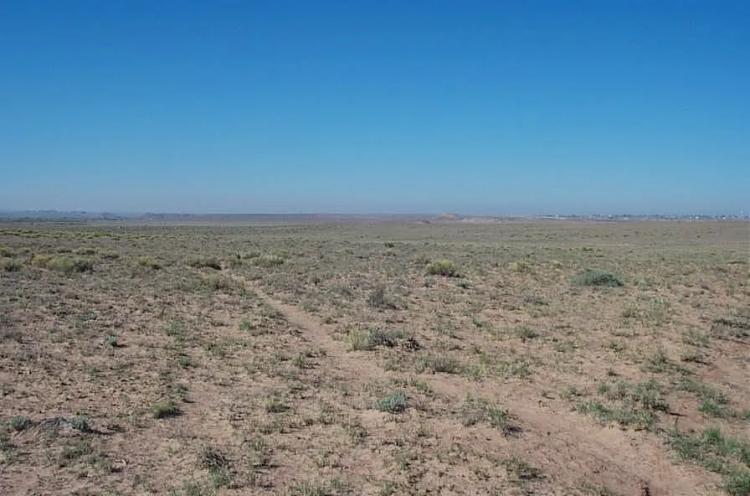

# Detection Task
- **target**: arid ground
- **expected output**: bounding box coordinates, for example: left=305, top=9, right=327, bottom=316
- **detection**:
left=1, top=220, right=748, bottom=496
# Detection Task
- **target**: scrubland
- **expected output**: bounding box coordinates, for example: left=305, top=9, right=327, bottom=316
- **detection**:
left=0, top=220, right=748, bottom=495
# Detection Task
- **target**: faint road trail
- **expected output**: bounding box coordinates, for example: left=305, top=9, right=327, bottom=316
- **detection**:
left=233, top=272, right=716, bottom=496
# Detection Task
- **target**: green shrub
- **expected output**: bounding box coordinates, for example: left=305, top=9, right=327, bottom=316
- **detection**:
left=573, top=269, right=623, bottom=287
left=152, top=400, right=180, bottom=419
left=426, top=259, right=458, bottom=277
left=375, top=392, right=408, bottom=413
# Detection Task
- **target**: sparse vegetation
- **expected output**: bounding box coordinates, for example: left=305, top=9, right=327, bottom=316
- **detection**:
left=348, top=328, right=405, bottom=351
left=669, top=427, right=750, bottom=496
left=460, top=396, right=512, bottom=433
left=425, top=259, right=458, bottom=277
left=152, top=401, right=180, bottom=419
left=1, top=220, right=746, bottom=495
left=9, top=416, right=32, bottom=431
left=188, top=256, right=222, bottom=270
left=137, top=256, right=162, bottom=269
left=0, top=259, right=21, bottom=272
left=573, top=269, right=623, bottom=287
left=375, top=392, right=408, bottom=413
left=32, top=254, right=93, bottom=274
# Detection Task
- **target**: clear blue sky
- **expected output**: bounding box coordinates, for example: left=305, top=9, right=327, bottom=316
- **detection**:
left=1, top=1, right=748, bottom=215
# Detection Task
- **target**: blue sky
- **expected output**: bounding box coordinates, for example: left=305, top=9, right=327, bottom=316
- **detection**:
left=1, top=1, right=748, bottom=215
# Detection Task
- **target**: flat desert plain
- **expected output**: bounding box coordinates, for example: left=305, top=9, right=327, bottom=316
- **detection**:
left=0, top=220, right=748, bottom=496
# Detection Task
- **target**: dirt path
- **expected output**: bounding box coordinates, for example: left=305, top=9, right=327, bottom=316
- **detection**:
left=237, top=275, right=716, bottom=496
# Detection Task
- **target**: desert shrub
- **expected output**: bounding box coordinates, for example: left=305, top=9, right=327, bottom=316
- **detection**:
left=9, top=416, right=32, bottom=431
left=514, top=326, right=539, bottom=341
left=426, top=259, right=458, bottom=277
left=165, top=320, right=187, bottom=339
left=348, top=328, right=405, bottom=351
left=264, top=396, right=289, bottom=413
left=105, top=335, right=119, bottom=348
left=367, top=286, right=399, bottom=309
left=188, top=256, right=222, bottom=270
left=70, top=415, right=91, bottom=432
left=255, top=254, right=285, bottom=267
left=460, top=397, right=511, bottom=432
left=0, top=259, right=21, bottom=272
left=152, top=400, right=180, bottom=419
left=375, top=392, right=408, bottom=413
left=504, top=457, right=543, bottom=481
left=32, top=255, right=93, bottom=274
left=416, top=354, right=461, bottom=374
left=573, top=269, right=623, bottom=287
left=99, top=250, right=120, bottom=260
left=73, top=247, right=98, bottom=255
left=199, top=446, right=232, bottom=488
left=202, top=274, right=233, bottom=291
left=137, top=256, right=162, bottom=270
left=510, top=260, right=533, bottom=274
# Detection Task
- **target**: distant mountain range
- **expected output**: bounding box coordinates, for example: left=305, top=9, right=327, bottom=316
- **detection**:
left=0, top=210, right=746, bottom=224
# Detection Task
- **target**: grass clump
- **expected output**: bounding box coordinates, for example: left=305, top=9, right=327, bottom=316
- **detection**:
left=375, top=392, right=408, bottom=413
left=425, top=259, right=458, bottom=277
left=504, top=456, right=543, bottom=482
left=70, top=415, right=92, bottom=432
left=367, top=286, right=400, bottom=309
left=642, top=348, right=683, bottom=374
left=416, top=354, right=462, bottom=374
left=460, top=396, right=512, bottom=433
left=577, top=379, right=669, bottom=430
left=137, top=256, right=162, bottom=270
left=572, top=269, right=623, bottom=287
left=514, top=326, right=540, bottom=342
left=9, top=416, right=32, bottom=431
left=264, top=396, right=290, bottom=414
left=0, top=259, right=21, bottom=272
left=152, top=400, right=180, bottom=419
left=32, top=255, right=93, bottom=274
left=255, top=254, right=285, bottom=267
left=188, top=256, right=222, bottom=270
left=199, top=446, right=232, bottom=489
left=165, top=320, right=187, bottom=340
left=348, top=328, right=405, bottom=351
left=202, top=274, right=233, bottom=291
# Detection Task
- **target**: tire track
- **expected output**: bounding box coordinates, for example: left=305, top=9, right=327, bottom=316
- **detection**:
left=237, top=274, right=717, bottom=496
